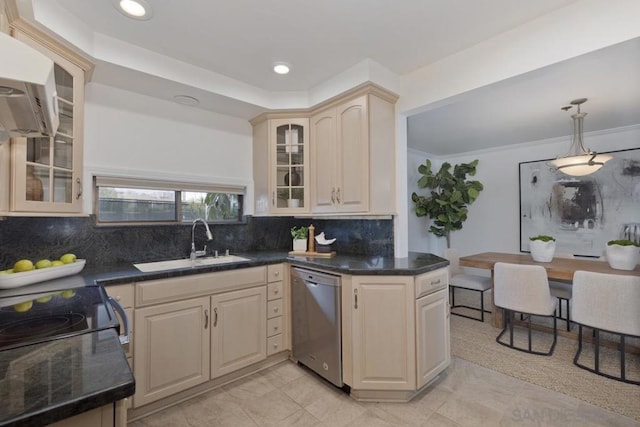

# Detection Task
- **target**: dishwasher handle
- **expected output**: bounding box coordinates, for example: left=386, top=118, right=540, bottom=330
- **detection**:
left=108, top=296, right=130, bottom=348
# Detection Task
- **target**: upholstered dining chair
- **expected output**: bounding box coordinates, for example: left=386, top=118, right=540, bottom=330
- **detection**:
left=494, top=262, right=558, bottom=355
left=443, top=248, right=491, bottom=322
left=571, top=270, right=640, bottom=385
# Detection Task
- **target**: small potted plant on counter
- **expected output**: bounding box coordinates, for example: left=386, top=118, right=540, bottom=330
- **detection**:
left=529, top=235, right=556, bottom=262
left=605, top=239, right=640, bottom=270
left=291, top=226, right=309, bottom=252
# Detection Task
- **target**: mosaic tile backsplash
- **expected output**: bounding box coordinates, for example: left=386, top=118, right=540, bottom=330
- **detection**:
left=0, top=216, right=393, bottom=268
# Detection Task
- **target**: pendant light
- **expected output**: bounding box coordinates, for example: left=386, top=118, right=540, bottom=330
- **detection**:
left=550, top=98, right=611, bottom=176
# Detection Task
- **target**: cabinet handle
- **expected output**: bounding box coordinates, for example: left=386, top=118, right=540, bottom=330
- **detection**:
left=213, top=307, right=218, bottom=327
left=204, top=309, right=209, bottom=329
left=75, top=178, right=82, bottom=200
left=272, top=191, right=275, bottom=206
left=336, top=188, right=341, bottom=204
left=331, top=188, right=336, bottom=203
left=354, top=289, right=358, bottom=309
left=431, top=279, right=441, bottom=285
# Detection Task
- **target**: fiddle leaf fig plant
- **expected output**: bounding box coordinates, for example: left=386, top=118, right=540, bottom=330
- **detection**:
left=411, top=159, right=484, bottom=248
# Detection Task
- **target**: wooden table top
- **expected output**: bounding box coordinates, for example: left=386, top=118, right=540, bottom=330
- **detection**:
left=459, top=252, right=640, bottom=282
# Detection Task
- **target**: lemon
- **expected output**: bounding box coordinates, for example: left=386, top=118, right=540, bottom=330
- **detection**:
left=60, top=253, right=77, bottom=264
left=36, top=295, right=53, bottom=303
left=14, top=301, right=33, bottom=312
left=35, top=259, right=52, bottom=269
left=0, top=269, right=12, bottom=275
left=14, top=259, right=34, bottom=273
left=61, top=290, right=76, bottom=299
left=51, top=260, right=64, bottom=267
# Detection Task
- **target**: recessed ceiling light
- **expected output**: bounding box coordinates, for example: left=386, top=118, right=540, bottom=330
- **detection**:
left=113, top=0, right=153, bottom=20
left=273, top=62, right=290, bottom=75
left=173, top=95, right=200, bottom=106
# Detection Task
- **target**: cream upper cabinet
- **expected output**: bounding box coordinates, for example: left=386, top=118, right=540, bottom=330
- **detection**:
left=350, top=275, right=416, bottom=391
left=311, top=97, right=369, bottom=213
left=252, top=117, right=310, bottom=215
left=210, top=286, right=267, bottom=378
left=133, top=296, right=211, bottom=407
left=251, top=84, right=397, bottom=217
left=6, top=30, right=88, bottom=214
left=311, top=91, right=396, bottom=214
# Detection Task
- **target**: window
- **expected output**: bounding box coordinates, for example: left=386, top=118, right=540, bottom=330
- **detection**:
left=94, top=176, right=244, bottom=224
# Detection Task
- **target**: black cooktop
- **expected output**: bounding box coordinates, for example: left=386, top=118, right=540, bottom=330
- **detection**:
left=0, top=285, right=119, bottom=351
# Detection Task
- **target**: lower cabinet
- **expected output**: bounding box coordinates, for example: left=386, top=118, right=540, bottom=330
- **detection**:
left=350, top=275, right=416, bottom=391
left=416, top=288, right=450, bottom=388
left=211, top=286, right=267, bottom=377
left=346, top=268, right=450, bottom=400
left=133, top=297, right=211, bottom=407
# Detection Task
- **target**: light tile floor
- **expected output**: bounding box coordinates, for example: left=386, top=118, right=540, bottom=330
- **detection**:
left=128, top=358, right=640, bottom=427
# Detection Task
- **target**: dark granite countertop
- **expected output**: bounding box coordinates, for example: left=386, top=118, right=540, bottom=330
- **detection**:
left=83, top=251, right=448, bottom=286
left=0, top=250, right=444, bottom=425
left=0, top=329, right=135, bottom=427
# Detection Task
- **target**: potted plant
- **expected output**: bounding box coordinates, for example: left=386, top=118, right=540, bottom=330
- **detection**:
left=411, top=159, right=484, bottom=248
left=277, top=188, right=304, bottom=208
left=529, top=235, right=556, bottom=262
left=605, top=239, right=640, bottom=270
left=291, top=226, right=309, bottom=252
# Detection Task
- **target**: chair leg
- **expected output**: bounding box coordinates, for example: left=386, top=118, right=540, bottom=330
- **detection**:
left=595, top=329, right=600, bottom=373
left=621, top=335, right=626, bottom=382
left=565, top=299, right=571, bottom=332
left=480, top=291, right=485, bottom=323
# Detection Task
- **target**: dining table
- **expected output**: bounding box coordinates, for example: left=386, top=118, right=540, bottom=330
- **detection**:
left=459, top=252, right=640, bottom=329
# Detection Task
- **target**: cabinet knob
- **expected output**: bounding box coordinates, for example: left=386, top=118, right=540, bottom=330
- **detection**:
left=273, top=307, right=279, bottom=313
left=274, top=271, right=280, bottom=277
left=274, top=326, right=279, bottom=331
left=273, top=343, right=279, bottom=349
left=274, top=289, right=279, bottom=294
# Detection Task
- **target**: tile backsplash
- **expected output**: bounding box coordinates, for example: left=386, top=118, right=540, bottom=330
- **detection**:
left=0, top=216, right=393, bottom=267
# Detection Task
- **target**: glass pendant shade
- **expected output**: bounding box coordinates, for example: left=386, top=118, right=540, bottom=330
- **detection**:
left=550, top=100, right=611, bottom=176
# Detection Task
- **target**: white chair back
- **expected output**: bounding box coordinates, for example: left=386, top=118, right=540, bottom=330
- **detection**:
left=443, top=248, right=462, bottom=276
left=494, top=262, right=555, bottom=316
left=572, top=271, right=640, bottom=336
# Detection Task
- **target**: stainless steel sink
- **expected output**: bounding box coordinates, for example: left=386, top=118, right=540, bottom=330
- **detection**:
left=134, top=255, right=251, bottom=272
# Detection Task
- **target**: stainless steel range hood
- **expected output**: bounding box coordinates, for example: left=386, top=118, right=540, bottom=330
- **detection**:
left=0, top=32, right=59, bottom=141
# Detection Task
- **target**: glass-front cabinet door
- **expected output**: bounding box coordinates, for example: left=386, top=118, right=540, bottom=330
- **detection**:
left=10, top=34, right=84, bottom=213
left=270, top=118, right=309, bottom=214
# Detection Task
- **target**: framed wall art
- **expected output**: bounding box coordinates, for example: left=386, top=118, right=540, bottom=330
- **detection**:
left=519, top=148, right=640, bottom=257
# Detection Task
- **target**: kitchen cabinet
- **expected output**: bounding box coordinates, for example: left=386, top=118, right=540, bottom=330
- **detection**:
left=50, top=400, right=126, bottom=427
left=1, top=30, right=89, bottom=214
left=416, top=288, right=450, bottom=388
left=350, top=275, right=416, bottom=390
left=210, top=286, right=266, bottom=377
left=266, top=263, right=288, bottom=354
left=252, top=118, right=310, bottom=215
left=251, top=83, right=397, bottom=217
left=344, top=267, right=450, bottom=401
left=310, top=90, right=397, bottom=214
left=133, top=296, right=211, bottom=407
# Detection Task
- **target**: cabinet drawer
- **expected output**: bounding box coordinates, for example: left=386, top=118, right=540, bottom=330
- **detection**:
left=267, top=264, right=284, bottom=283
left=267, top=281, right=283, bottom=301
left=267, top=316, right=283, bottom=337
left=267, top=334, right=284, bottom=356
left=267, top=299, right=283, bottom=319
left=415, top=268, right=448, bottom=299
left=106, top=283, right=134, bottom=308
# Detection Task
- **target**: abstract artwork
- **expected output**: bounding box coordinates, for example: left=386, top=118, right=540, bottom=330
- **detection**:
left=519, top=148, right=640, bottom=257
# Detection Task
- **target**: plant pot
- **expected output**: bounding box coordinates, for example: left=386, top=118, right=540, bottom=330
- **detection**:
left=287, top=199, right=300, bottom=208
left=529, top=240, right=556, bottom=263
left=605, top=244, right=640, bottom=270
left=293, top=238, right=307, bottom=252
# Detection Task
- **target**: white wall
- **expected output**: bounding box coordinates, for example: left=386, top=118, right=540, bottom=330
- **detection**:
left=82, top=83, right=254, bottom=214
left=407, top=125, right=640, bottom=257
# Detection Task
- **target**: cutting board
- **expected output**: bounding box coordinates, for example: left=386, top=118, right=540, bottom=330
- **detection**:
left=288, top=251, right=336, bottom=258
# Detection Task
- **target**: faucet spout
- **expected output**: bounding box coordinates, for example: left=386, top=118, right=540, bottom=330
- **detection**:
left=190, top=218, right=213, bottom=260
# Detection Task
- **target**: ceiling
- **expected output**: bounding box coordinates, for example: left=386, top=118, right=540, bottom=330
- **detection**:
left=24, top=0, right=640, bottom=155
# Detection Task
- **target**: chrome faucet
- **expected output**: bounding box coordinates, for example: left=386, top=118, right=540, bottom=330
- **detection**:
left=190, top=218, right=213, bottom=261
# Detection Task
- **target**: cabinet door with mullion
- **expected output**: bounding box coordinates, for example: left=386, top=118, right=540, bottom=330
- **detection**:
left=269, top=118, right=310, bottom=214
left=11, top=32, right=84, bottom=213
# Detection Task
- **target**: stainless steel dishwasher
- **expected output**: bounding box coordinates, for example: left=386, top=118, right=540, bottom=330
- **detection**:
left=291, top=267, right=343, bottom=387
